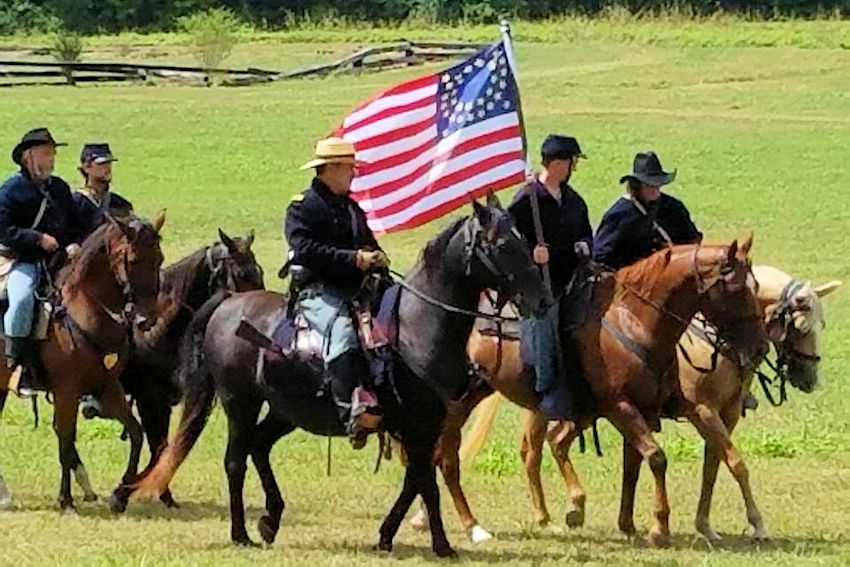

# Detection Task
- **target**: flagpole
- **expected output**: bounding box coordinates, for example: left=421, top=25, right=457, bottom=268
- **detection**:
left=500, top=19, right=533, bottom=179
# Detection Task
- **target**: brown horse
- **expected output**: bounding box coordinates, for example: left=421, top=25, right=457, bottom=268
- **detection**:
left=0, top=213, right=165, bottom=513
left=455, top=263, right=839, bottom=543
left=412, top=237, right=768, bottom=547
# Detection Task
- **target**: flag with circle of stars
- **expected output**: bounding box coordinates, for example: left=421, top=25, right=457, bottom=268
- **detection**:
left=437, top=42, right=520, bottom=139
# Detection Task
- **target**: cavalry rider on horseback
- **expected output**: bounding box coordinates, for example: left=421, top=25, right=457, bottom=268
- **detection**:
left=592, top=151, right=758, bottom=411
left=0, top=128, right=86, bottom=397
left=284, top=136, right=387, bottom=449
left=73, top=143, right=133, bottom=235
left=508, top=134, right=593, bottom=421
left=593, top=151, right=701, bottom=270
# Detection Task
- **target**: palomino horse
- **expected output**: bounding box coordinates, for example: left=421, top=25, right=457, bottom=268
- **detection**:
left=413, top=237, right=768, bottom=547
left=456, top=264, right=839, bottom=542
left=0, top=213, right=165, bottom=513
left=62, top=229, right=264, bottom=509
left=127, top=196, right=551, bottom=557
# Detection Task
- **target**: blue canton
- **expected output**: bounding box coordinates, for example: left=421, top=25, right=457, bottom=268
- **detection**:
left=436, top=41, right=520, bottom=138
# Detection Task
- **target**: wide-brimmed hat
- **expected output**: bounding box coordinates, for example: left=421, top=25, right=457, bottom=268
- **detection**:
left=299, top=137, right=365, bottom=170
left=80, top=142, right=117, bottom=165
left=619, top=151, right=676, bottom=186
left=12, top=127, right=67, bottom=166
left=541, top=134, right=586, bottom=160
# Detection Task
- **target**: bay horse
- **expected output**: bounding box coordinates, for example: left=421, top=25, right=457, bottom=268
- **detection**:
left=0, top=213, right=165, bottom=513
left=128, top=195, right=551, bottom=557
left=60, top=229, right=264, bottom=509
left=413, top=237, right=768, bottom=547
left=455, top=263, right=838, bottom=542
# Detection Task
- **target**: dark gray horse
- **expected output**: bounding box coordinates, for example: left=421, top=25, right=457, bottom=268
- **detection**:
left=127, top=195, right=550, bottom=557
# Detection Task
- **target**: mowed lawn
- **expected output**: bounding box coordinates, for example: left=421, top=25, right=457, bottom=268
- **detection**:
left=0, top=27, right=848, bottom=566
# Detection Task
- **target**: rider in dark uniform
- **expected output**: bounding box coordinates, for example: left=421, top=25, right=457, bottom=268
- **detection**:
left=284, top=137, right=388, bottom=448
left=73, top=143, right=133, bottom=238
left=593, top=151, right=701, bottom=270
left=508, top=134, right=593, bottom=421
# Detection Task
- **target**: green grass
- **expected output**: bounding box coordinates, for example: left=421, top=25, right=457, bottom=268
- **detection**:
left=0, top=25, right=848, bottom=565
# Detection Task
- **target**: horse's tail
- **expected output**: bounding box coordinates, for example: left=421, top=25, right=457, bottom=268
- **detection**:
left=133, top=290, right=230, bottom=498
left=458, top=392, right=502, bottom=464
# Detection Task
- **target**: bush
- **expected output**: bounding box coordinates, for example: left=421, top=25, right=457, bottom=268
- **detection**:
left=176, top=7, right=243, bottom=70
left=51, top=28, right=83, bottom=85
left=0, top=0, right=59, bottom=34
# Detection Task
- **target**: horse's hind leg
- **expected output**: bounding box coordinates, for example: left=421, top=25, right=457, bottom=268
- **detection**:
left=547, top=420, right=586, bottom=528
left=224, top=397, right=262, bottom=546
left=618, top=439, right=642, bottom=537
left=251, top=414, right=295, bottom=545
left=691, top=403, right=768, bottom=541
left=376, top=455, right=420, bottom=553
left=520, top=409, right=551, bottom=526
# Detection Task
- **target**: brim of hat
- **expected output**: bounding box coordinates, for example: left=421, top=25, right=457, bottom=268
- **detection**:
left=90, top=156, right=117, bottom=164
left=12, top=140, right=68, bottom=164
left=298, top=156, right=366, bottom=170
left=619, top=169, right=676, bottom=186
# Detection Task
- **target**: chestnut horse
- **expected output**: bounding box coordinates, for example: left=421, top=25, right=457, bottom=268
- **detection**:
left=455, top=264, right=839, bottom=543
left=413, top=237, right=768, bottom=547
left=0, top=213, right=165, bottom=513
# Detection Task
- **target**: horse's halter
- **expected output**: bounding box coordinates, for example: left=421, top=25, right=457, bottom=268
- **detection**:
left=206, top=244, right=237, bottom=293
left=769, top=279, right=822, bottom=366
left=461, top=215, right=537, bottom=313
left=105, top=238, right=141, bottom=326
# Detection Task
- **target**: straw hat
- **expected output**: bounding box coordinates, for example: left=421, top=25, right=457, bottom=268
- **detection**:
left=299, top=137, right=365, bottom=170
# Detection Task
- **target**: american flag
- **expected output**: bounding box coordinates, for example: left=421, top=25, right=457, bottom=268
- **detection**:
left=335, top=41, right=527, bottom=233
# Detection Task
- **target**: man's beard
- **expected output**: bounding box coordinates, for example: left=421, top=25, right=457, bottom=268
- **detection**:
left=31, top=162, right=53, bottom=181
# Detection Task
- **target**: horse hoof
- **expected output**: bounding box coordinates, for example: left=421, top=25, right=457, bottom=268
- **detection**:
left=752, top=527, right=771, bottom=542
left=160, top=492, right=180, bottom=509
left=0, top=495, right=12, bottom=509
left=469, top=524, right=493, bottom=544
left=108, top=494, right=128, bottom=514
left=61, top=505, right=79, bottom=517
left=257, top=516, right=278, bottom=544
left=233, top=536, right=258, bottom=547
left=696, top=523, right=722, bottom=542
left=649, top=527, right=671, bottom=548
left=410, top=509, right=428, bottom=531
left=565, top=509, right=584, bottom=529
left=535, top=515, right=551, bottom=528
left=83, top=493, right=98, bottom=503
left=373, top=541, right=392, bottom=553
left=433, top=544, right=457, bottom=558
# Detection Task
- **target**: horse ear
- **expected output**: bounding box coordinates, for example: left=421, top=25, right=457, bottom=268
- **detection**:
left=739, top=231, right=753, bottom=256
left=726, top=240, right=739, bottom=265
left=218, top=228, right=237, bottom=253
left=471, top=199, right=493, bottom=227
left=813, top=280, right=842, bottom=298
left=485, top=190, right=503, bottom=211
left=151, top=209, right=166, bottom=234
left=245, top=229, right=255, bottom=247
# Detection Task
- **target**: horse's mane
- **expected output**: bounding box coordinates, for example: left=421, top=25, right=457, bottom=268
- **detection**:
left=616, top=243, right=730, bottom=293
left=160, top=246, right=210, bottom=305
left=422, top=217, right=466, bottom=269
left=58, top=222, right=116, bottom=290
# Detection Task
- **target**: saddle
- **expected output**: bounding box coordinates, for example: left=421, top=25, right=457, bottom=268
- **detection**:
left=248, top=268, right=402, bottom=397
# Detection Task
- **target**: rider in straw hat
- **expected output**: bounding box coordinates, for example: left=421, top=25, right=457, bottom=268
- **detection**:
left=284, top=136, right=388, bottom=449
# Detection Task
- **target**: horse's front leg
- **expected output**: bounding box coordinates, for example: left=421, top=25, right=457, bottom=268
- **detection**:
left=97, top=380, right=143, bottom=513
left=412, top=448, right=455, bottom=557
left=546, top=419, right=586, bottom=528
left=520, top=409, right=551, bottom=526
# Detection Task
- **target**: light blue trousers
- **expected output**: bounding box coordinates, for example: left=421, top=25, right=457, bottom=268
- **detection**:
left=298, top=285, right=359, bottom=365
left=4, top=261, right=38, bottom=338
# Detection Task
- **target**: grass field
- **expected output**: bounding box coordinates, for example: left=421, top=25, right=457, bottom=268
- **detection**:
left=0, top=19, right=848, bottom=566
